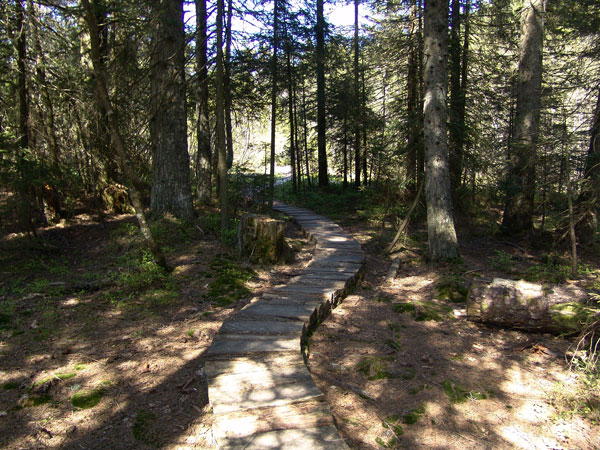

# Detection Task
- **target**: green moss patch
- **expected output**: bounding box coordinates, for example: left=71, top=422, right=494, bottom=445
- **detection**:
left=356, top=356, right=396, bottom=380
left=133, top=409, right=157, bottom=445
left=376, top=414, right=404, bottom=447
left=392, top=302, right=415, bottom=314
left=71, top=387, right=106, bottom=409
left=435, top=275, right=468, bottom=303
left=1, top=381, right=20, bottom=390
left=442, top=380, right=490, bottom=403
left=402, top=406, right=425, bottom=424
left=23, top=394, right=52, bottom=407
left=550, top=302, right=599, bottom=334
left=205, top=256, right=256, bottom=306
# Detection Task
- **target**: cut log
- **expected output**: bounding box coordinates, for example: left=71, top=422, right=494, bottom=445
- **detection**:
left=238, top=215, right=290, bottom=263
left=467, top=278, right=598, bottom=334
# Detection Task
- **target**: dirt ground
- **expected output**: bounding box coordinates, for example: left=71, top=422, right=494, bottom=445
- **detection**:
left=1, top=191, right=599, bottom=449
left=0, top=193, right=314, bottom=449
left=310, top=222, right=600, bottom=450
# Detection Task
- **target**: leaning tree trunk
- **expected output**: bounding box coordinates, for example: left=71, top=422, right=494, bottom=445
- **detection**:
left=423, top=0, right=459, bottom=261
left=467, top=278, right=596, bottom=335
left=501, top=0, right=545, bottom=233
left=81, top=0, right=170, bottom=272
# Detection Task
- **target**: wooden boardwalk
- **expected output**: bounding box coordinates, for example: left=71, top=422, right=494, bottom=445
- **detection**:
left=205, top=203, right=364, bottom=449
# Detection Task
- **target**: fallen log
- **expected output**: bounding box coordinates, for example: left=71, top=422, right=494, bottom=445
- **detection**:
left=466, top=278, right=599, bottom=334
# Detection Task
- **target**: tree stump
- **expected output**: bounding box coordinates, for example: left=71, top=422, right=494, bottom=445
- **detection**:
left=102, top=184, right=133, bottom=214
left=238, top=215, right=289, bottom=263
left=467, top=278, right=598, bottom=334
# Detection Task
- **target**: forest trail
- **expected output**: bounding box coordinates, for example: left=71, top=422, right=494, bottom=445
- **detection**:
left=204, top=203, right=364, bottom=449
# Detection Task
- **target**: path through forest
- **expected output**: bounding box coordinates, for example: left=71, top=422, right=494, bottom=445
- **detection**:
left=204, top=202, right=363, bottom=448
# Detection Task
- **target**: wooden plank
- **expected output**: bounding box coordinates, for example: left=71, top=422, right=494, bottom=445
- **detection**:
left=207, top=335, right=300, bottom=356
left=204, top=353, right=306, bottom=377
left=238, top=303, right=318, bottom=320
left=212, top=401, right=334, bottom=440
left=218, top=426, right=349, bottom=449
left=209, top=378, right=324, bottom=414
left=219, top=319, right=304, bottom=335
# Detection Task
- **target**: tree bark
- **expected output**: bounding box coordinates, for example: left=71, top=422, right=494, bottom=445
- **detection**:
left=28, top=0, right=60, bottom=170
left=302, top=80, right=312, bottom=186
left=406, top=0, right=419, bottom=190
left=15, top=0, right=29, bottom=152
left=150, top=0, right=194, bottom=220
left=316, top=0, right=328, bottom=187
left=286, top=46, right=297, bottom=193
left=353, top=0, right=361, bottom=188
left=423, top=0, right=459, bottom=261
left=448, top=0, right=463, bottom=199
left=216, top=0, right=228, bottom=228
left=81, top=0, right=170, bottom=272
left=502, top=0, right=545, bottom=233
left=268, top=0, right=279, bottom=207
left=195, top=0, right=211, bottom=204
left=225, top=0, right=234, bottom=169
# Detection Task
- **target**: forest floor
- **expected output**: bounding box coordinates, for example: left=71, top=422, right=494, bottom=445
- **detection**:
left=1, top=189, right=599, bottom=449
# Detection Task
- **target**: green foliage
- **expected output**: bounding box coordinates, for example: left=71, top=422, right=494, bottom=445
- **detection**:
left=442, top=380, right=490, bottom=403
left=205, top=255, right=256, bottom=306
left=402, top=406, right=425, bottom=425
left=489, top=250, right=513, bottom=272
left=71, top=387, right=106, bottom=409
left=435, top=275, right=468, bottom=303
left=356, top=356, right=395, bottom=380
left=392, top=302, right=415, bottom=314
left=524, top=260, right=596, bottom=284
left=133, top=410, right=158, bottom=445
left=200, top=212, right=240, bottom=247
left=1, top=381, right=20, bottom=390
left=392, top=300, right=453, bottom=322
left=377, top=414, right=404, bottom=447
left=384, top=338, right=402, bottom=351
left=23, top=394, right=53, bottom=407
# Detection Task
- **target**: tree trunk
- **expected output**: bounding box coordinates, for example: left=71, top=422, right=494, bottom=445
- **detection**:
left=361, top=67, right=368, bottom=185
left=150, top=0, right=194, bottom=220
left=15, top=0, right=29, bottom=152
left=268, top=0, right=279, bottom=207
left=423, top=0, right=459, bottom=261
left=343, top=114, right=348, bottom=190
left=316, top=0, right=328, bottom=187
left=302, top=81, right=312, bottom=187
left=448, top=0, right=463, bottom=199
left=225, top=0, right=234, bottom=170
left=406, top=0, right=419, bottom=190
left=195, top=0, right=211, bottom=204
left=502, top=0, right=545, bottom=234
left=286, top=47, right=297, bottom=193
left=215, top=0, right=228, bottom=228
left=28, top=0, right=60, bottom=170
left=467, top=278, right=595, bottom=334
left=577, top=89, right=600, bottom=237
left=81, top=0, right=170, bottom=272
left=353, top=0, right=361, bottom=188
